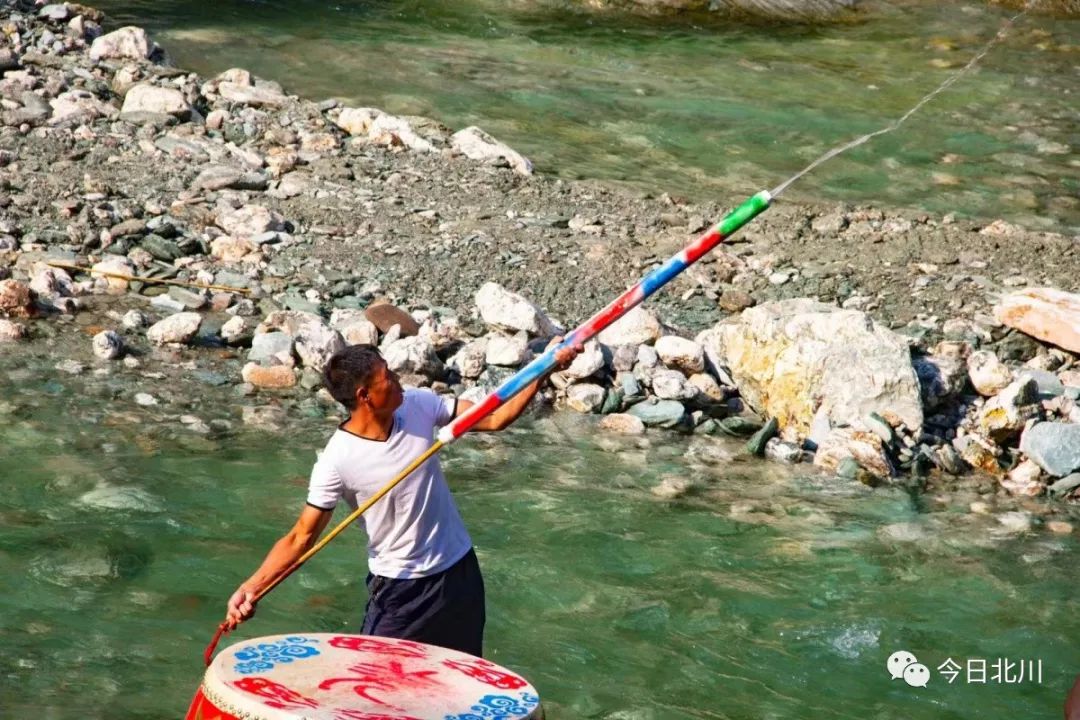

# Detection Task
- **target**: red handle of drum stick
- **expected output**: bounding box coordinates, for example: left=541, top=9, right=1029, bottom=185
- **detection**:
left=204, top=623, right=227, bottom=666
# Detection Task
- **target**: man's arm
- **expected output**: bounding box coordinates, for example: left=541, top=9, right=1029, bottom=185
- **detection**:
left=457, top=339, right=580, bottom=432
left=225, top=504, right=334, bottom=629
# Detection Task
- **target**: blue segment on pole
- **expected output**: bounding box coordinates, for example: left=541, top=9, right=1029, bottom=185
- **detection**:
left=640, top=256, right=688, bottom=298
left=493, top=351, right=555, bottom=401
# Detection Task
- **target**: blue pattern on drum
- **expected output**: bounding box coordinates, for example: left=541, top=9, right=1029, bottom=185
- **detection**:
left=444, top=692, right=540, bottom=719
left=232, top=636, right=320, bottom=674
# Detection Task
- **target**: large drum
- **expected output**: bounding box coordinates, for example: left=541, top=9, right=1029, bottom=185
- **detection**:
left=186, top=633, right=543, bottom=720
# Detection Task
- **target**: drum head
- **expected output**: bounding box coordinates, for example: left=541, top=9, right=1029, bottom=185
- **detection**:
left=196, top=633, right=542, bottom=720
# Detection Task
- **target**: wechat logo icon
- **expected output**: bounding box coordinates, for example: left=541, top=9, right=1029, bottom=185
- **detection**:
left=888, top=650, right=930, bottom=688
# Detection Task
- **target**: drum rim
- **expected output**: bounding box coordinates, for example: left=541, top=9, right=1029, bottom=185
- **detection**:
left=202, top=632, right=542, bottom=720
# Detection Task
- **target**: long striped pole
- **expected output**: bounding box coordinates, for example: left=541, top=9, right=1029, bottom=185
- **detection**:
left=437, top=189, right=772, bottom=444
left=204, top=189, right=771, bottom=664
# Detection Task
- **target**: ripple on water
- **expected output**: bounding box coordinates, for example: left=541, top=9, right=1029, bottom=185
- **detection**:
left=77, top=484, right=165, bottom=513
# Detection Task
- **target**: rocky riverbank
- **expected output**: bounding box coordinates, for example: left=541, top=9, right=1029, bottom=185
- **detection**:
left=1, top=3, right=1079, bottom=525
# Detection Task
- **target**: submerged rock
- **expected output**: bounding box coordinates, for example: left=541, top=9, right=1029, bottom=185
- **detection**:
left=92, top=330, right=124, bottom=360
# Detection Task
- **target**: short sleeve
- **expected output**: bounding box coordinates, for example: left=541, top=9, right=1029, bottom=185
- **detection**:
left=307, top=453, right=343, bottom=510
left=408, top=388, right=457, bottom=427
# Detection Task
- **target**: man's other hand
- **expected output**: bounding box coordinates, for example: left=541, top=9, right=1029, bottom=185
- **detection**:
left=548, top=336, right=582, bottom=370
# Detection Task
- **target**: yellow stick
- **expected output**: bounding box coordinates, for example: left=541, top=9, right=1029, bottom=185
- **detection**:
left=46, top=260, right=253, bottom=295
left=204, top=440, right=446, bottom=664
left=260, top=440, right=443, bottom=602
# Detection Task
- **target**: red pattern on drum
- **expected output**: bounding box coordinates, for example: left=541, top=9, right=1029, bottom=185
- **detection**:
left=333, top=710, right=422, bottom=720
left=328, top=636, right=429, bottom=659
left=231, top=677, right=320, bottom=710
left=442, top=658, right=528, bottom=690
left=319, top=661, right=442, bottom=710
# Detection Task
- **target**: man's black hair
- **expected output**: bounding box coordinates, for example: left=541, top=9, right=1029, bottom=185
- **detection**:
left=323, top=344, right=384, bottom=410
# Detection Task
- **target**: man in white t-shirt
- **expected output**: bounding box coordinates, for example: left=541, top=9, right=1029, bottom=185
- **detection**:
left=224, top=340, right=578, bottom=657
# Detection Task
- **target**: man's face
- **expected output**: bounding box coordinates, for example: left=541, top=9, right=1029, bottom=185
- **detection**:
left=360, top=360, right=404, bottom=413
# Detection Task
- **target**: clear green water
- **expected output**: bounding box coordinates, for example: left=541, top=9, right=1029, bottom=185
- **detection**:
left=86, top=0, right=1080, bottom=232
left=1, top=340, right=1078, bottom=718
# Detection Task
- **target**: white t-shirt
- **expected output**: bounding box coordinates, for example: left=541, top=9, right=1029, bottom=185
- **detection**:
left=306, top=389, right=472, bottom=580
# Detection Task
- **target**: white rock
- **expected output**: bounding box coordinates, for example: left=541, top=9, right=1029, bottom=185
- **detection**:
left=699, top=299, right=923, bottom=438
left=812, top=427, right=894, bottom=477
left=636, top=344, right=659, bottom=369
left=367, top=113, right=436, bottom=153
left=0, top=319, right=25, bottom=342
left=146, top=312, right=201, bottom=345
left=1001, top=460, right=1044, bottom=497
left=336, top=317, right=379, bottom=346
left=566, top=383, right=605, bottom=413
left=30, top=267, right=73, bottom=298
left=967, top=350, right=1013, bottom=397
left=996, top=511, right=1033, bottom=534
left=215, top=205, right=284, bottom=240
left=135, top=392, right=158, bottom=406
left=688, top=373, right=725, bottom=403
left=256, top=310, right=323, bottom=337
left=651, top=475, right=693, bottom=499
left=655, top=335, right=705, bottom=375
left=765, top=437, right=804, bottom=464
left=294, top=322, right=346, bottom=373
left=651, top=369, right=698, bottom=401
left=217, top=81, right=288, bottom=107
left=121, top=83, right=191, bottom=117
left=383, top=336, right=443, bottom=378
left=91, top=256, right=135, bottom=293
left=993, top=287, right=1080, bottom=354
left=89, top=26, right=153, bottom=61
left=449, top=338, right=488, bottom=380
left=475, top=282, right=557, bottom=337
left=598, top=413, right=646, bottom=436
left=49, top=90, right=116, bottom=124
left=485, top=332, right=529, bottom=367
left=598, top=306, right=662, bottom=347
left=334, top=107, right=383, bottom=136
left=210, top=235, right=256, bottom=263
left=450, top=126, right=533, bottom=176
left=563, top=340, right=604, bottom=380
left=219, top=315, right=249, bottom=344
left=92, top=330, right=123, bottom=360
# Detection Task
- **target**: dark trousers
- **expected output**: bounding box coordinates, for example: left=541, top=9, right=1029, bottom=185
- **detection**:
left=361, top=547, right=486, bottom=657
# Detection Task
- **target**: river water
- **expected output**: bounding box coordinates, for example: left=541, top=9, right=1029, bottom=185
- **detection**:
left=3, top=1, right=1080, bottom=717
left=88, top=0, right=1079, bottom=232
left=1, top=336, right=1078, bottom=718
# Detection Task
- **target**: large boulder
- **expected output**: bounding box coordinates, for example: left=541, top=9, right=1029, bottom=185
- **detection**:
left=698, top=299, right=923, bottom=437
left=451, top=126, right=533, bottom=176
left=475, top=282, right=557, bottom=337
left=120, top=84, right=191, bottom=118
left=994, top=287, right=1080, bottom=354
left=383, top=336, right=444, bottom=378
left=147, top=312, right=202, bottom=345
left=294, top=323, right=346, bottom=373
left=89, top=27, right=155, bottom=61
